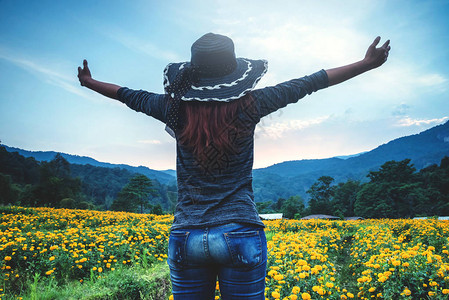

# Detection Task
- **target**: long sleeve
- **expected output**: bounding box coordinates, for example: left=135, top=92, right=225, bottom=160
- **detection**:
left=252, top=69, right=329, bottom=119
left=117, top=87, right=169, bottom=124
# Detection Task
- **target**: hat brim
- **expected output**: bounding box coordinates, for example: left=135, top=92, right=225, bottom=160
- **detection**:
left=163, top=58, right=268, bottom=102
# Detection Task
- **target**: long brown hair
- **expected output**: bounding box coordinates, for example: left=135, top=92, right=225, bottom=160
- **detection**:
left=178, top=94, right=255, bottom=165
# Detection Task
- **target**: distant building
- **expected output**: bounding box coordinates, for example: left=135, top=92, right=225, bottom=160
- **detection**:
left=259, top=213, right=283, bottom=220
left=301, top=214, right=339, bottom=220
left=344, top=216, right=365, bottom=221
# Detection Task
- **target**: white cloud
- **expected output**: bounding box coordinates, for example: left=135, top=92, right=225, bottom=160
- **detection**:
left=416, top=73, right=447, bottom=86
left=256, top=115, right=330, bottom=139
left=137, top=139, right=162, bottom=145
left=395, top=116, right=449, bottom=127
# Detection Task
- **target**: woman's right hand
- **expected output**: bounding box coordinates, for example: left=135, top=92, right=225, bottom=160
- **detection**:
left=77, top=59, right=92, bottom=86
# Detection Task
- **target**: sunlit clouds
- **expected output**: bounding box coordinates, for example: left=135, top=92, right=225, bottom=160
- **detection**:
left=395, top=116, right=449, bottom=127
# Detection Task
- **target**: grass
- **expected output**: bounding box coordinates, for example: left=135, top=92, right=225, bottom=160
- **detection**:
left=15, top=262, right=171, bottom=300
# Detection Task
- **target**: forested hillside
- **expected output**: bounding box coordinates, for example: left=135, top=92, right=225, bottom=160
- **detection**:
left=0, top=146, right=176, bottom=213
left=2, top=145, right=176, bottom=185
left=253, top=120, right=449, bottom=202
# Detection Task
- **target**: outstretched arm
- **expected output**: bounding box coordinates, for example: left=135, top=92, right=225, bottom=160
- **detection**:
left=77, top=60, right=121, bottom=100
left=326, top=36, right=391, bottom=86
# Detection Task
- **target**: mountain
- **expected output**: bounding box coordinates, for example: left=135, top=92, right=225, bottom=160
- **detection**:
left=2, top=146, right=176, bottom=186
left=252, top=121, right=449, bottom=203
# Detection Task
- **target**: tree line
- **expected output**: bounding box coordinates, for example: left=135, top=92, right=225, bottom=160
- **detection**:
left=257, top=157, right=449, bottom=219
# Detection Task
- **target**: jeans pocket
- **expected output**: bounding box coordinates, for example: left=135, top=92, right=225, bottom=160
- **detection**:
left=224, top=230, right=263, bottom=269
left=168, top=231, right=190, bottom=268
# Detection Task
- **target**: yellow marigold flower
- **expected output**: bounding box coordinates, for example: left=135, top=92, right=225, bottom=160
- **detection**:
left=347, top=292, right=354, bottom=298
left=326, top=282, right=334, bottom=288
left=49, top=256, right=55, bottom=261
left=442, top=289, right=449, bottom=294
left=297, top=259, right=307, bottom=266
left=169, top=296, right=174, bottom=300
left=98, top=267, right=103, bottom=273
left=428, top=291, right=436, bottom=296
left=292, top=286, right=300, bottom=294
left=274, top=274, right=284, bottom=281
left=271, top=291, right=280, bottom=299
left=402, top=288, right=411, bottom=296
left=341, top=295, right=347, bottom=300
left=301, top=293, right=311, bottom=300
left=45, top=270, right=54, bottom=276
left=4, top=256, right=12, bottom=261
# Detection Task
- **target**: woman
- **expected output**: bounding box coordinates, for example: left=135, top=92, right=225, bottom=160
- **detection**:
left=78, top=33, right=390, bottom=299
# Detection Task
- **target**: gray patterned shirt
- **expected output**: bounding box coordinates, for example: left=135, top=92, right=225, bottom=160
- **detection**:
left=117, top=69, right=329, bottom=230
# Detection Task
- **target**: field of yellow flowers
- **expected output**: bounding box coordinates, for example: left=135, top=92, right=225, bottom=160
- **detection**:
left=1, top=206, right=449, bottom=299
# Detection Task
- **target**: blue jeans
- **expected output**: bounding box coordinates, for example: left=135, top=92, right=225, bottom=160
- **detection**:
left=167, top=223, right=267, bottom=300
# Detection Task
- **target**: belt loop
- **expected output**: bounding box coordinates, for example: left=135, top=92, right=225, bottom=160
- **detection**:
left=203, top=227, right=210, bottom=259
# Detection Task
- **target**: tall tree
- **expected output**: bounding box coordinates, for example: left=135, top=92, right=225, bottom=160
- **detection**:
left=111, top=174, right=157, bottom=213
left=281, top=195, right=305, bottom=219
left=355, top=159, right=419, bottom=218
left=416, top=156, right=449, bottom=215
left=307, top=176, right=335, bottom=215
left=332, top=180, right=361, bottom=217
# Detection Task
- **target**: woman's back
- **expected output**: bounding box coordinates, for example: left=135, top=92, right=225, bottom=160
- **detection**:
left=174, top=95, right=262, bottom=230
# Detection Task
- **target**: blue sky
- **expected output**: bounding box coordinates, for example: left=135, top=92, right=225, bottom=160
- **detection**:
left=1, top=0, right=448, bottom=170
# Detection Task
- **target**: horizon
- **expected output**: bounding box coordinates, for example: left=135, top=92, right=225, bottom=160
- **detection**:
left=1, top=1, right=449, bottom=170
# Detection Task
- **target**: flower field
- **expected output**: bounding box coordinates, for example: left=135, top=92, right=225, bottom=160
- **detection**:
left=0, top=206, right=172, bottom=299
left=264, top=219, right=449, bottom=300
left=1, top=207, right=449, bottom=299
